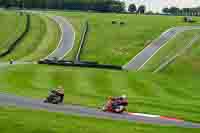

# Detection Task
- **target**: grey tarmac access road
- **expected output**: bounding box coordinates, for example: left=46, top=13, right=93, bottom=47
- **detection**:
left=0, top=93, right=199, bottom=128
left=123, top=26, right=200, bottom=71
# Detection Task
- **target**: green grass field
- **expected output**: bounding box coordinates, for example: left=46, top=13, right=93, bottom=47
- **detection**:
left=0, top=11, right=27, bottom=54
left=0, top=10, right=200, bottom=132
left=0, top=13, right=60, bottom=61
left=50, top=11, right=200, bottom=65
left=1, top=106, right=200, bottom=133
left=0, top=64, right=199, bottom=122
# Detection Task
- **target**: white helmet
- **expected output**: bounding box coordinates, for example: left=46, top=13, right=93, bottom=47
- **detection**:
left=121, top=94, right=127, bottom=99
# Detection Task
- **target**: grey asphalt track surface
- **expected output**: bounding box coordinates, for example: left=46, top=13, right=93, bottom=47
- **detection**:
left=0, top=93, right=199, bottom=128
left=45, top=16, right=75, bottom=60
left=123, top=26, right=200, bottom=71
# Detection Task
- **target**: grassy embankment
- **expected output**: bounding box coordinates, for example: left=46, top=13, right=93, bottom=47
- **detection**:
left=0, top=13, right=60, bottom=61
left=0, top=11, right=27, bottom=55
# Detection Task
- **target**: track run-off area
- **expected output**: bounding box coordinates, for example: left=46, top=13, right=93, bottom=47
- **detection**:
left=0, top=12, right=200, bottom=128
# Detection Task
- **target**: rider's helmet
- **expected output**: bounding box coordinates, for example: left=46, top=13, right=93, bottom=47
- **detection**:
left=57, top=86, right=64, bottom=94
left=57, top=85, right=63, bottom=89
left=108, top=96, right=113, bottom=100
left=121, top=94, right=127, bottom=99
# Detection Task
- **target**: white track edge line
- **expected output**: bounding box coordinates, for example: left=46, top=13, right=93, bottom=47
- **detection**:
left=128, top=112, right=160, bottom=118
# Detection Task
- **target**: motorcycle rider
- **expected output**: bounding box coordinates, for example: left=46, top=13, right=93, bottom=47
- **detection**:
left=55, top=86, right=65, bottom=103
left=49, top=86, right=65, bottom=103
left=109, top=94, right=127, bottom=102
left=104, top=94, right=128, bottom=112
left=9, top=59, right=14, bottom=64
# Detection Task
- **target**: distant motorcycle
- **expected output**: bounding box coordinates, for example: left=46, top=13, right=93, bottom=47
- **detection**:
left=102, top=96, right=128, bottom=113
left=44, top=90, right=63, bottom=104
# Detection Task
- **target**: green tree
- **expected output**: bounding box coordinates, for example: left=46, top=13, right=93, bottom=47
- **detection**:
left=162, top=7, right=170, bottom=14
left=0, top=0, right=125, bottom=12
left=0, top=0, right=4, bottom=6
left=109, top=1, right=125, bottom=12
left=168, top=7, right=180, bottom=15
left=137, top=5, right=146, bottom=14
left=128, top=3, right=136, bottom=13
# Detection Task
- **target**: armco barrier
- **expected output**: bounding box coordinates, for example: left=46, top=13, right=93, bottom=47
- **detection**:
left=79, top=61, right=98, bottom=65
left=0, top=13, right=30, bottom=57
left=38, top=60, right=122, bottom=70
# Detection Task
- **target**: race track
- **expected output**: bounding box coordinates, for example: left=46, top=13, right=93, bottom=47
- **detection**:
left=0, top=93, right=200, bottom=128
left=0, top=14, right=199, bottom=128
left=123, top=26, right=200, bottom=71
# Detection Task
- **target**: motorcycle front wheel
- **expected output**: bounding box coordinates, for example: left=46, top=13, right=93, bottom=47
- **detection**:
left=115, top=106, right=124, bottom=113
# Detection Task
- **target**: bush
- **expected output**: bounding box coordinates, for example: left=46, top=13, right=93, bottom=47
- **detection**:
left=112, top=21, right=117, bottom=24
left=120, top=21, right=125, bottom=25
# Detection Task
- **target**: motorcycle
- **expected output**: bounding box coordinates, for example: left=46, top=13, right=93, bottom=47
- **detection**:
left=44, top=90, right=62, bottom=104
left=102, top=97, right=128, bottom=113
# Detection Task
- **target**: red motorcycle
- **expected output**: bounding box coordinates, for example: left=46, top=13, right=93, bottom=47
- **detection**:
left=102, top=96, right=128, bottom=113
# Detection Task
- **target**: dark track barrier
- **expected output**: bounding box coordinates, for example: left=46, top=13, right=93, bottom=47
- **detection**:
left=38, top=59, right=122, bottom=71
left=75, top=20, right=89, bottom=62
left=0, top=13, right=30, bottom=57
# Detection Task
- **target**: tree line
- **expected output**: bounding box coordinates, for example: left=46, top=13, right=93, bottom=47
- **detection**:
left=162, top=6, right=200, bottom=16
left=128, top=3, right=146, bottom=14
left=0, top=0, right=125, bottom=13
